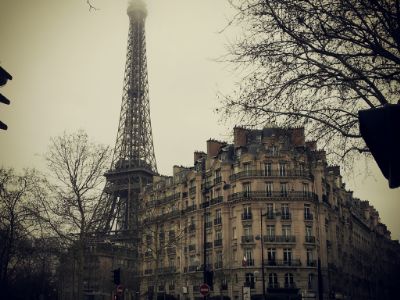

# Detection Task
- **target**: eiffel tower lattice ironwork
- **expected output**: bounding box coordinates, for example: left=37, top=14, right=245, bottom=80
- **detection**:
left=101, top=0, right=157, bottom=236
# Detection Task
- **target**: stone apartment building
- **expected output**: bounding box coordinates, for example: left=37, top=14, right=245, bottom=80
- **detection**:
left=137, top=127, right=400, bottom=300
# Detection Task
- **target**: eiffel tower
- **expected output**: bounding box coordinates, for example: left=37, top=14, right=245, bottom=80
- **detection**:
left=102, top=0, right=157, bottom=236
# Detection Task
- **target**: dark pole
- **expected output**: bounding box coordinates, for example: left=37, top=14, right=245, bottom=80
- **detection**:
left=260, top=209, right=266, bottom=300
left=203, top=187, right=208, bottom=300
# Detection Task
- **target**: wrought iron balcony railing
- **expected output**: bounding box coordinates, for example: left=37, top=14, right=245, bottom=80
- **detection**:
left=241, top=235, right=255, bottom=243
left=229, top=169, right=312, bottom=181
left=228, top=191, right=318, bottom=202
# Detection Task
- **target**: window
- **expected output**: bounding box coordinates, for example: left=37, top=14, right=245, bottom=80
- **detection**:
left=279, top=162, right=287, bottom=176
left=244, top=249, right=253, bottom=266
left=266, top=225, right=275, bottom=237
left=280, top=183, right=289, bottom=197
left=283, top=248, right=292, bottom=264
left=245, top=273, right=255, bottom=288
left=265, top=182, right=273, bottom=196
left=264, top=163, right=272, bottom=176
left=299, top=163, right=305, bottom=175
left=243, top=225, right=252, bottom=237
left=302, top=183, right=309, bottom=195
left=215, top=169, right=221, bottom=180
left=232, top=227, right=237, bottom=239
left=215, top=209, right=222, bottom=224
left=168, top=258, right=175, bottom=267
left=267, top=248, right=276, bottom=264
left=268, top=273, right=278, bottom=288
left=215, top=251, right=222, bottom=267
left=243, top=205, right=252, bottom=219
left=284, top=273, right=294, bottom=288
left=308, top=273, right=315, bottom=290
left=243, top=182, right=251, bottom=197
left=282, top=225, right=291, bottom=237
left=306, top=226, right=313, bottom=237
left=306, top=249, right=313, bottom=266
left=281, top=203, right=290, bottom=218
left=304, top=204, right=312, bottom=220
left=266, top=203, right=274, bottom=217
left=243, top=163, right=251, bottom=175
left=216, top=230, right=222, bottom=241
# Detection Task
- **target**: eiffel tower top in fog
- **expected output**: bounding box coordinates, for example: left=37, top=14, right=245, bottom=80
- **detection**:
left=110, top=0, right=157, bottom=173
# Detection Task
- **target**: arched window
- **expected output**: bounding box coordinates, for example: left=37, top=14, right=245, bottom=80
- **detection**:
left=284, top=273, right=294, bottom=288
left=268, top=273, right=278, bottom=288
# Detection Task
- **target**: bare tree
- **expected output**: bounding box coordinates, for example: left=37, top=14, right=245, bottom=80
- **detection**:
left=33, top=131, right=111, bottom=300
left=0, top=168, right=48, bottom=297
left=220, top=0, right=399, bottom=161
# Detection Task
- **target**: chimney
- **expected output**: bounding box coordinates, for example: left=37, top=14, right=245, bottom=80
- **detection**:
left=290, top=127, right=305, bottom=146
left=234, top=127, right=249, bottom=147
left=207, top=139, right=226, bottom=158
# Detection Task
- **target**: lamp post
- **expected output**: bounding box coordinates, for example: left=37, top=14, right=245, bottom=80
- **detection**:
left=260, top=209, right=267, bottom=300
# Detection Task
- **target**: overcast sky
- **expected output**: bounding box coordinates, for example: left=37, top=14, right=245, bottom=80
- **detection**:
left=0, top=0, right=399, bottom=239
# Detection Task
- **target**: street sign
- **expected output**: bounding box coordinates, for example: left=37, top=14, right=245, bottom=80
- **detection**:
left=199, top=283, right=210, bottom=296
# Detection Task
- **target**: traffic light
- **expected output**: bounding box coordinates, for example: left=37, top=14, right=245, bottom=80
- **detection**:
left=112, top=268, right=121, bottom=285
left=0, top=66, right=12, bottom=131
left=359, top=104, right=400, bottom=188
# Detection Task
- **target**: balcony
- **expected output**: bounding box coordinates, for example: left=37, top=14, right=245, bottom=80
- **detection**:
left=205, top=242, right=213, bottom=249
left=228, top=191, right=318, bottom=202
left=214, top=218, right=222, bottom=225
left=305, top=236, right=316, bottom=244
left=304, top=213, right=313, bottom=221
left=243, top=258, right=255, bottom=267
left=263, top=235, right=296, bottom=243
left=205, top=221, right=213, bottom=228
left=144, top=269, right=153, bottom=275
left=214, top=177, right=222, bottom=185
left=266, top=212, right=275, bottom=219
left=265, top=259, right=301, bottom=267
left=182, top=204, right=197, bottom=214
left=159, top=266, right=176, bottom=274
left=188, top=244, right=196, bottom=252
left=241, top=212, right=253, bottom=220
left=307, top=260, right=317, bottom=267
left=214, top=239, right=223, bottom=247
left=229, top=169, right=312, bottom=181
left=210, top=196, right=223, bottom=206
left=215, top=261, right=223, bottom=269
left=241, top=235, right=255, bottom=244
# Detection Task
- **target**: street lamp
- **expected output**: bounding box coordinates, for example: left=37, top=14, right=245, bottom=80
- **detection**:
left=257, top=209, right=267, bottom=300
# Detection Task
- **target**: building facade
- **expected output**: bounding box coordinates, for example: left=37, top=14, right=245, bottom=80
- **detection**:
left=137, top=127, right=400, bottom=300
